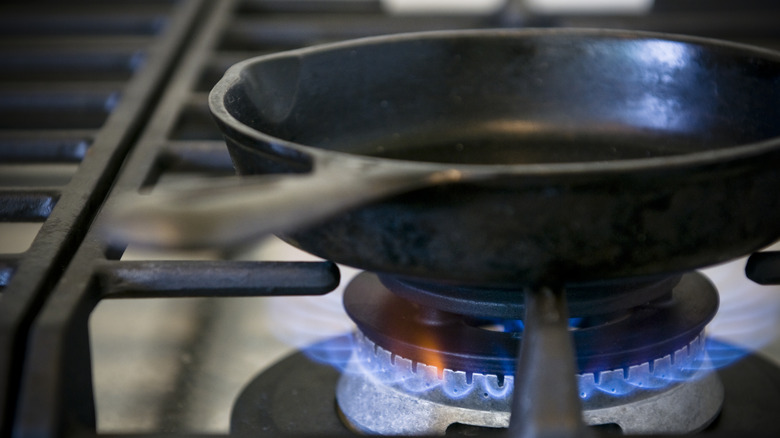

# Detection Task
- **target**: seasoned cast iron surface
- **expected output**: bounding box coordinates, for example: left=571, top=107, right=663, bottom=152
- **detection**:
left=215, top=30, right=780, bottom=285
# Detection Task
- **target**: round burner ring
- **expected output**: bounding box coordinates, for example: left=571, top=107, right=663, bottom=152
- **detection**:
left=344, top=272, right=718, bottom=375
left=337, top=330, right=722, bottom=435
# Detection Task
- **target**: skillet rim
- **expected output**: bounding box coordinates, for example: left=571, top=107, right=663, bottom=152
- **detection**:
left=208, top=27, right=780, bottom=175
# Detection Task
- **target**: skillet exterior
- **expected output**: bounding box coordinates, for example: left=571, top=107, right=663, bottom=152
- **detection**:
left=212, top=29, right=780, bottom=287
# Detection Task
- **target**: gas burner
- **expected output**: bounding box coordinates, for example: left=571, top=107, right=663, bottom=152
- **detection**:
left=335, top=272, right=723, bottom=434
left=231, top=339, right=780, bottom=437
left=343, top=272, right=718, bottom=377
left=337, top=331, right=723, bottom=435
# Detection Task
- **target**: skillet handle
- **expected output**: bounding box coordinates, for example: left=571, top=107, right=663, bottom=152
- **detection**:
left=103, top=162, right=462, bottom=249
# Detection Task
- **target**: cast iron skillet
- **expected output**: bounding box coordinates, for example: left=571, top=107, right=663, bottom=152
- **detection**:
left=120, top=29, right=780, bottom=287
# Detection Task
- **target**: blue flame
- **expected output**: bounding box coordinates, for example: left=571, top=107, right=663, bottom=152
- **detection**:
left=343, top=332, right=516, bottom=405
left=702, top=258, right=780, bottom=369
left=257, top=237, right=360, bottom=370
left=260, top=237, right=780, bottom=404
left=301, top=332, right=356, bottom=371
left=262, top=268, right=357, bottom=371
left=577, top=336, right=707, bottom=400
left=481, top=375, right=512, bottom=399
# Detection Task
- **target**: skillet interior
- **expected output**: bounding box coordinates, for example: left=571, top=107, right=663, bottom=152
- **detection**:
left=223, top=30, right=780, bottom=166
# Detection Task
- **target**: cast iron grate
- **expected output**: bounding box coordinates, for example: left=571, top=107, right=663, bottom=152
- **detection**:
left=9, top=1, right=492, bottom=436
left=0, top=0, right=202, bottom=435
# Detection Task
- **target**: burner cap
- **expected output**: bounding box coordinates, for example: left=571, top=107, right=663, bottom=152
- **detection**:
left=380, top=274, right=683, bottom=319
left=346, top=272, right=718, bottom=375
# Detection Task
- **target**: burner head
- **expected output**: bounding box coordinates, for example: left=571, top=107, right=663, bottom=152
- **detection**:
left=345, top=273, right=717, bottom=376
left=336, top=272, right=723, bottom=435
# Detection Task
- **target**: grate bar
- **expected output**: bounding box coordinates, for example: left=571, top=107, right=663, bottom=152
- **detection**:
left=0, top=36, right=154, bottom=52
left=0, top=5, right=171, bottom=37
left=0, top=83, right=123, bottom=110
left=0, top=84, right=122, bottom=131
left=0, top=189, right=59, bottom=222
left=0, top=131, right=93, bottom=163
left=97, top=260, right=339, bottom=298
left=0, top=257, right=19, bottom=290
left=0, top=49, right=143, bottom=83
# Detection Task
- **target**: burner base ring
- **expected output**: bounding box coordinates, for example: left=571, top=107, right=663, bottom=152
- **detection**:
left=336, top=331, right=723, bottom=435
